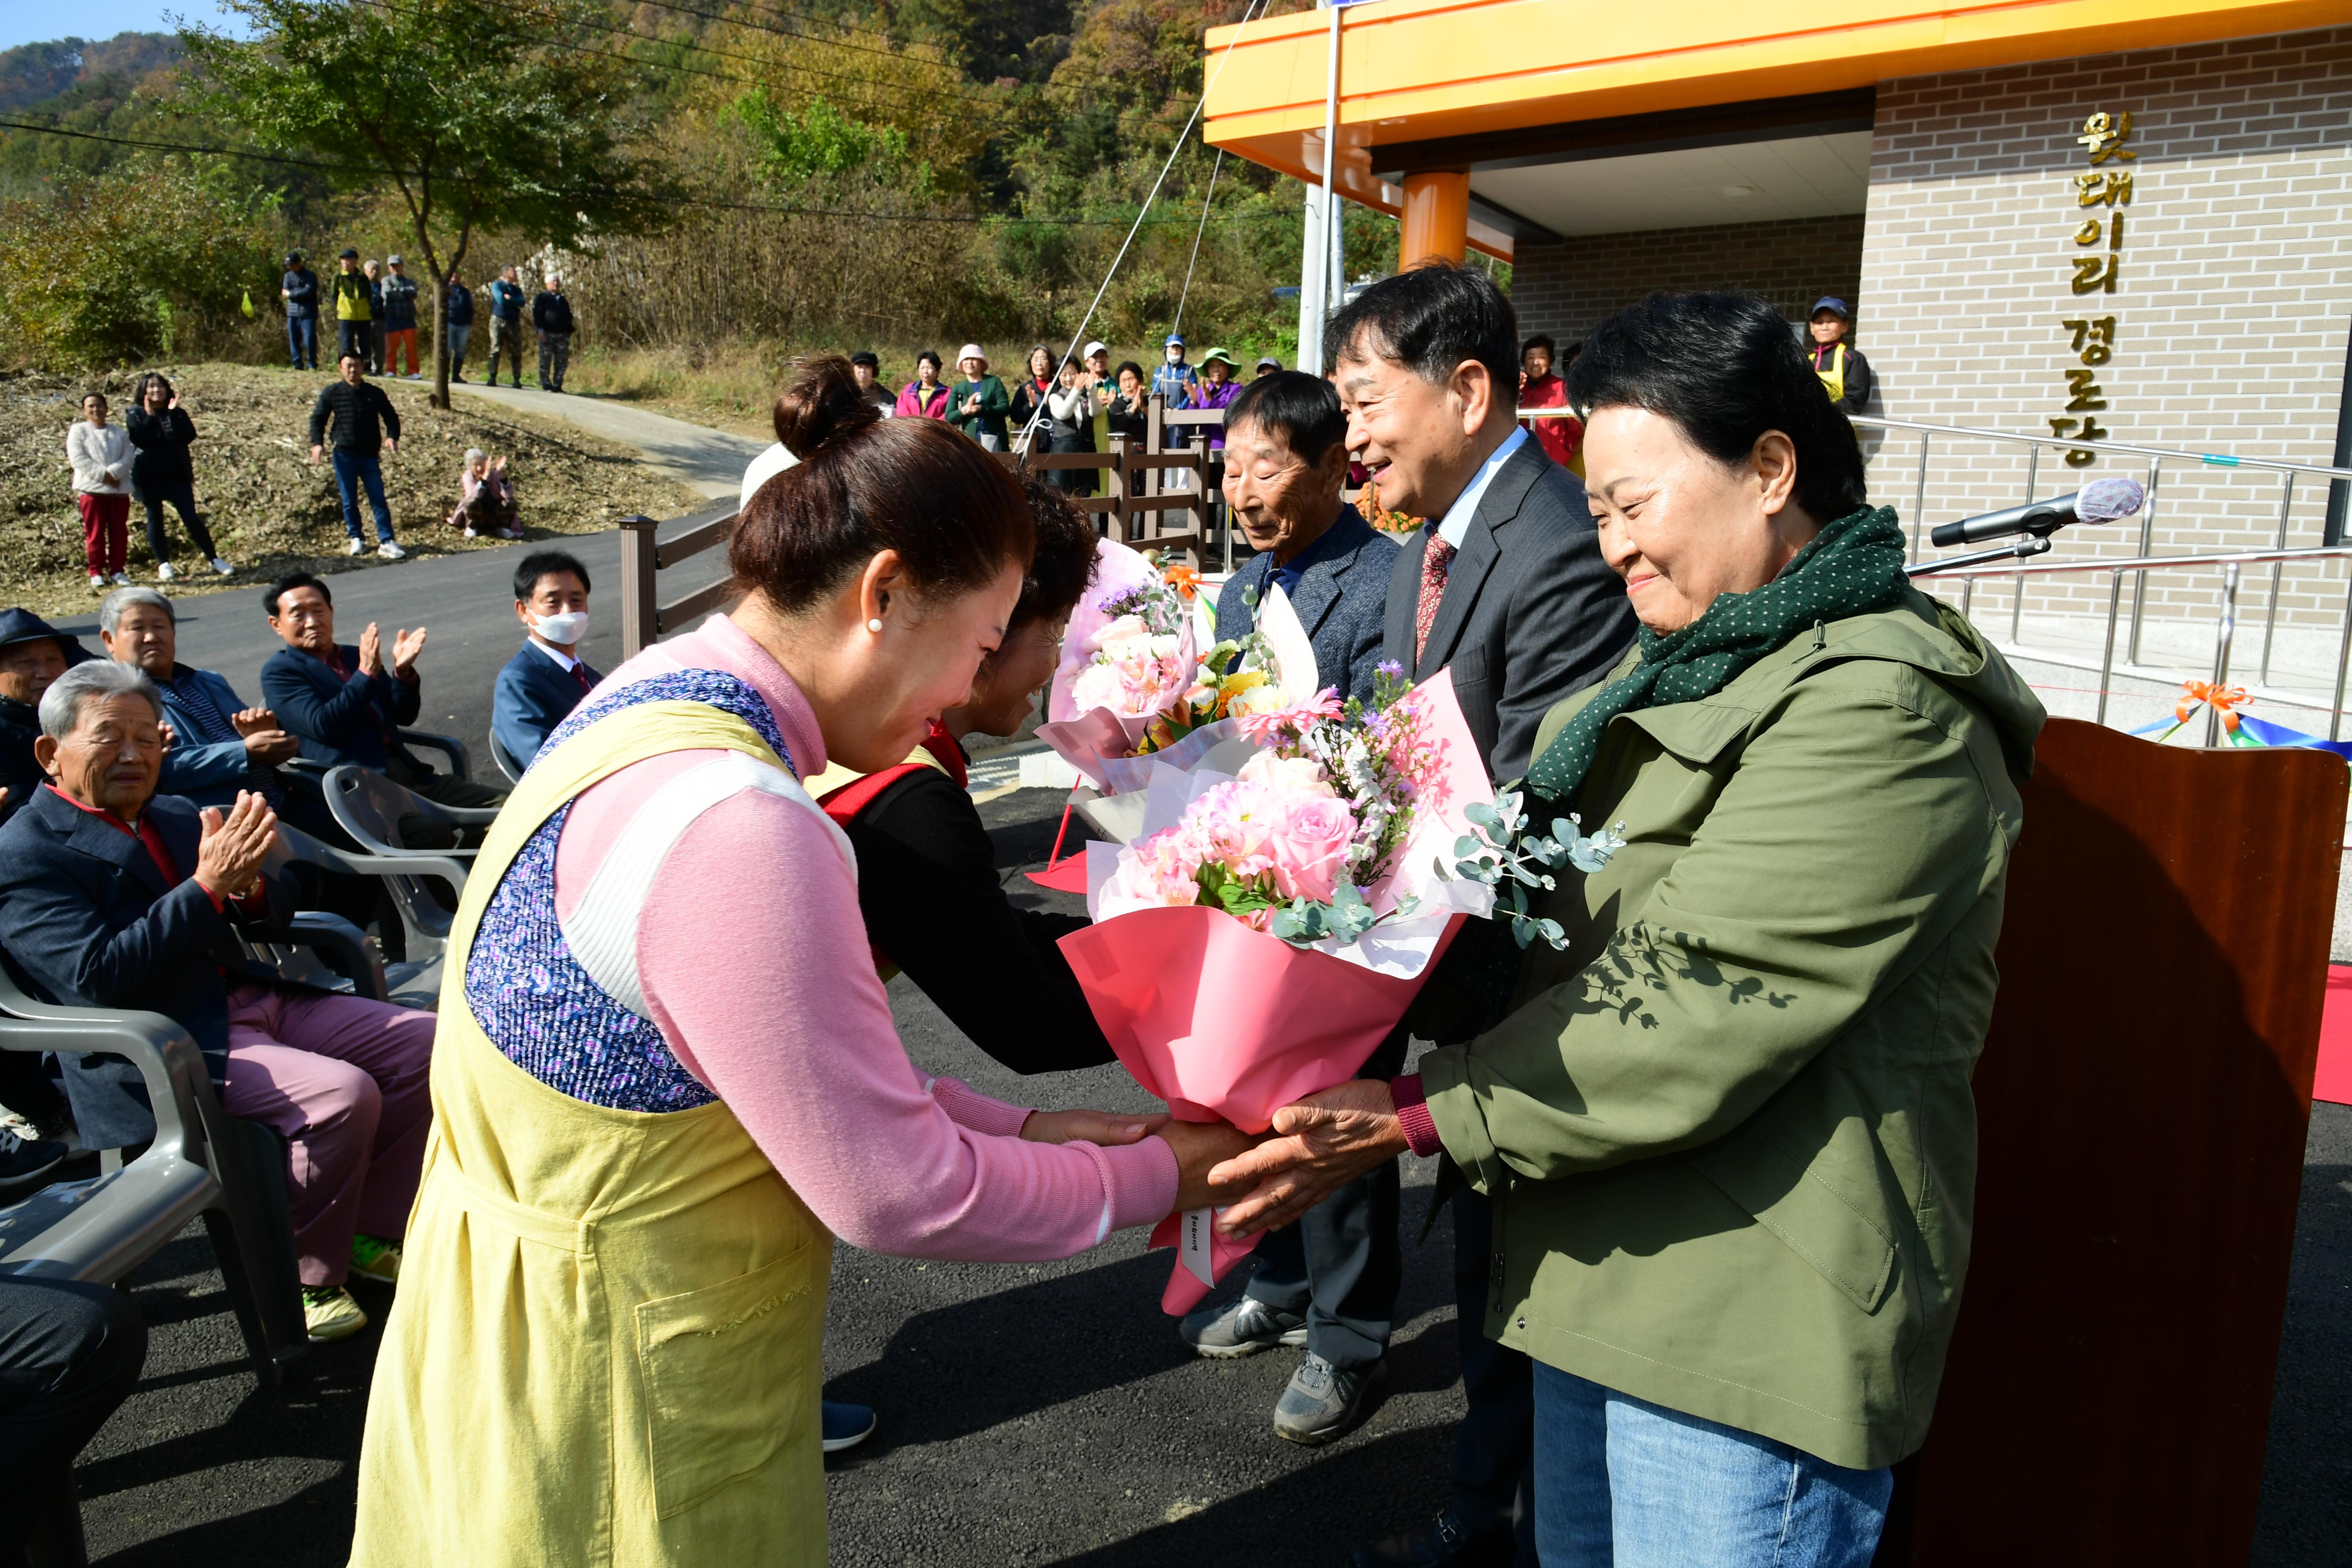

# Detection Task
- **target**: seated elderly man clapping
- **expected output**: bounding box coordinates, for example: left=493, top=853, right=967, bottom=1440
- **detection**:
left=0, top=661, right=435, bottom=1345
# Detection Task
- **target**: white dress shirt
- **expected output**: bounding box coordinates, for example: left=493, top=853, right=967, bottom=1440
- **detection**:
left=1432, top=425, right=1530, bottom=551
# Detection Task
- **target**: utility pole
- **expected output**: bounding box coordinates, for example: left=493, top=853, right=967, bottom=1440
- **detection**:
left=1298, top=0, right=1348, bottom=374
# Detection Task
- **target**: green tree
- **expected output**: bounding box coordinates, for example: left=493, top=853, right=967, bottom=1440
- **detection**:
left=181, top=0, right=664, bottom=407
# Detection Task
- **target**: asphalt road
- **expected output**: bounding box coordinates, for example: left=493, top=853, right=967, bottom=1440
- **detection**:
left=57, top=770, right=2352, bottom=1565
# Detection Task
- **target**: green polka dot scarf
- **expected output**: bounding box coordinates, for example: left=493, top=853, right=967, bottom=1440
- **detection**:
left=1522, top=504, right=1909, bottom=805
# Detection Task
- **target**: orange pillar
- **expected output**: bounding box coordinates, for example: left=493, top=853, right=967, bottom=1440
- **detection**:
left=1399, top=170, right=1470, bottom=269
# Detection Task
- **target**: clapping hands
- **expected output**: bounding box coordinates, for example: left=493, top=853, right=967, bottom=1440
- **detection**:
left=193, top=791, right=278, bottom=901
left=357, top=623, right=427, bottom=678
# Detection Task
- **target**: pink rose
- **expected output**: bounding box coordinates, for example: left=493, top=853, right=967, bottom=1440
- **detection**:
left=1267, top=794, right=1355, bottom=904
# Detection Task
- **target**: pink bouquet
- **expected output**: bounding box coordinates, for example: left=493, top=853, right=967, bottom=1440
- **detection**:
left=1057, top=667, right=1499, bottom=1313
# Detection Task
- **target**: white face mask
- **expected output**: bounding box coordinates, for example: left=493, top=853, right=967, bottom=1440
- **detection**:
left=532, top=610, right=588, bottom=646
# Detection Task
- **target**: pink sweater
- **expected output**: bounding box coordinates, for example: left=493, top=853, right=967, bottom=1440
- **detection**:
left=552, top=614, right=1176, bottom=1260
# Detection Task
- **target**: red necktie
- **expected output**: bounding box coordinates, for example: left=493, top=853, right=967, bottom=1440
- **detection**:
left=570, top=663, right=592, bottom=694
left=1414, top=533, right=1456, bottom=667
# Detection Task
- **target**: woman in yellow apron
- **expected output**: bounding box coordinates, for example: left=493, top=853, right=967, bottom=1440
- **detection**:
left=351, top=357, right=1248, bottom=1567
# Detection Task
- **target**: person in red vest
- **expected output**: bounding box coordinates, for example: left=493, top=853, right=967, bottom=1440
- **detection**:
left=1516, top=334, right=1582, bottom=468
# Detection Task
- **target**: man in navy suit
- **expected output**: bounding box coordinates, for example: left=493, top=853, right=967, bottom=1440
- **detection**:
left=1184, top=370, right=1407, bottom=1443
left=259, top=572, right=506, bottom=821
left=492, top=550, right=601, bottom=773
left=0, top=660, right=433, bottom=1342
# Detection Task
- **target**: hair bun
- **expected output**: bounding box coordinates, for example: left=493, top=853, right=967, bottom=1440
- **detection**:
left=773, top=354, right=882, bottom=460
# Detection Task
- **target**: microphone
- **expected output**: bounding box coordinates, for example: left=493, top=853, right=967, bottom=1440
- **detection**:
left=1930, top=477, right=2145, bottom=548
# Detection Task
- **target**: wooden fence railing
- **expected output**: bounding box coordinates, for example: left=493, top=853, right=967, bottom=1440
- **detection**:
left=619, top=396, right=1229, bottom=660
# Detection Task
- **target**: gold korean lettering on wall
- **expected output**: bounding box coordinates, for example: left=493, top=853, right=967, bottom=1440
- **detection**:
left=2053, top=112, right=2135, bottom=466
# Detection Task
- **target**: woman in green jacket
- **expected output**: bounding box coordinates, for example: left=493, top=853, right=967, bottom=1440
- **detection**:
left=947, top=343, right=1010, bottom=450
left=1215, top=292, right=2043, bottom=1565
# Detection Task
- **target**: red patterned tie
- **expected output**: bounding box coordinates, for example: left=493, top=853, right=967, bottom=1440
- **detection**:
left=1414, top=533, right=1456, bottom=666
left=571, top=663, right=592, bottom=694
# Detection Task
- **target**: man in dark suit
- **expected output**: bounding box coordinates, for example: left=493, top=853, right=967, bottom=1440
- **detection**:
left=1184, top=371, right=1404, bottom=1443
left=1335, top=262, right=1636, bottom=1567
left=493, top=550, right=602, bottom=773
left=0, top=660, right=434, bottom=1343
left=259, top=572, right=506, bottom=823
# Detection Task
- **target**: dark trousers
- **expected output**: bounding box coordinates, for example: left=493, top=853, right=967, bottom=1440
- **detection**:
left=1451, top=1180, right=1538, bottom=1559
left=337, top=318, right=373, bottom=367
left=288, top=315, right=318, bottom=369
left=136, top=482, right=216, bottom=566
left=0, top=1277, right=147, bottom=1566
left=1241, top=1029, right=1408, bottom=1369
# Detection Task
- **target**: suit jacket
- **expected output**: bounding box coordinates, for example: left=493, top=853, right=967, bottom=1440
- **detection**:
left=0, top=786, right=293, bottom=1148
left=261, top=643, right=421, bottom=772
left=0, top=697, right=39, bottom=827
left=1215, top=504, right=1401, bottom=704
left=1381, top=438, right=1637, bottom=780
left=493, top=642, right=602, bottom=770
left=155, top=664, right=267, bottom=808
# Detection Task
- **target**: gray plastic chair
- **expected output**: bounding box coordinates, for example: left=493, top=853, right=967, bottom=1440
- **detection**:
left=273, top=823, right=457, bottom=1008
left=400, top=728, right=474, bottom=782
left=489, top=729, right=527, bottom=787
left=0, top=963, right=308, bottom=1385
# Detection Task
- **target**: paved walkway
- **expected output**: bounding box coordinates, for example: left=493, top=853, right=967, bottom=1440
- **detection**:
left=449, top=380, right=766, bottom=500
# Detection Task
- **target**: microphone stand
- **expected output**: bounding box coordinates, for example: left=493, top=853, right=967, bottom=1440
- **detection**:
left=1906, top=531, right=2061, bottom=579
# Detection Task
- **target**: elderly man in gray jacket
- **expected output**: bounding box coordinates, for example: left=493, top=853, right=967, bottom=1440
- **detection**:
left=1182, top=370, right=1405, bottom=1445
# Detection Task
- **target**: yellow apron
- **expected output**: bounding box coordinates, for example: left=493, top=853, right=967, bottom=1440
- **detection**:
left=352, top=700, right=832, bottom=1568
left=1814, top=342, right=1848, bottom=405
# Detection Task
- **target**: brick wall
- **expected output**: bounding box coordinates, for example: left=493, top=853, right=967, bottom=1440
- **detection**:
left=1859, top=25, right=2352, bottom=629
left=1511, top=214, right=1866, bottom=347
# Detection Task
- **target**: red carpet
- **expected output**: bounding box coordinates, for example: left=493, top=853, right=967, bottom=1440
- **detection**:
left=2317, top=967, right=2352, bottom=1106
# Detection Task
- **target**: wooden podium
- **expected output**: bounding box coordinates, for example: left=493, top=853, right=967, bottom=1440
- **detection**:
left=1874, top=718, right=2344, bottom=1563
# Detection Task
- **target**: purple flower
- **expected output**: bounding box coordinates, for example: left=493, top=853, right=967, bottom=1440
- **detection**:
left=1375, top=660, right=1403, bottom=678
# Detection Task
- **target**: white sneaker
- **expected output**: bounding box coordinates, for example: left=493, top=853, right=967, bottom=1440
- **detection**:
left=377, top=541, right=406, bottom=560
left=89, top=572, right=106, bottom=589
left=210, top=557, right=234, bottom=576
left=344, top=538, right=366, bottom=556
left=462, top=527, right=478, bottom=538
left=109, top=572, right=131, bottom=586
left=158, top=561, right=177, bottom=581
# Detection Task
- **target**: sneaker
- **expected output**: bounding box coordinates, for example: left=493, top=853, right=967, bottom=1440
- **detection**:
left=1178, top=1295, right=1309, bottom=1359
left=210, top=557, right=234, bottom=576
left=109, top=571, right=131, bottom=586
left=1273, top=1353, right=1385, bottom=1446
left=462, top=526, right=479, bottom=538
left=90, top=572, right=107, bottom=590
left=157, top=561, right=177, bottom=582
left=302, top=1284, right=369, bottom=1342
left=821, top=1400, right=877, bottom=1454
left=0, top=1125, right=66, bottom=1198
left=349, top=1233, right=402, bottom=1284
left=377, top=541, right=406, bottom=560
left=1350, top=1505, right=1517, bottom=1567
left=344, top=537, right=366, bottom=556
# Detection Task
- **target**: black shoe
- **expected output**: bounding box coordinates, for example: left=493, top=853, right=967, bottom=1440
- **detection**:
left=1351, top=1506, right=1516, bottom=1567
left=0, top=1125, right=67, bottom=1198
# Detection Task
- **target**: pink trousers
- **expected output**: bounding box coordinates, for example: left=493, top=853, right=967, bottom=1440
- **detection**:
left=221, top=985, right=436, bottom=1287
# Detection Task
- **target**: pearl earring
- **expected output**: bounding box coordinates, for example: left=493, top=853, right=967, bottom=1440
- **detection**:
left=866, top=617, right=884, bottom=632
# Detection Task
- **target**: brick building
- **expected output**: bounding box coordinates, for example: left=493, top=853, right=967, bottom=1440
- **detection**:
left=1203, top=3, right=2352, bottom=629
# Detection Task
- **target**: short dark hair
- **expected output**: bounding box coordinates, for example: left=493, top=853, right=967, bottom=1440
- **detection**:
left=1324, top=259, right=1517, bottom=393
left=1006, top=475, right=1099, bottom=636
left=338, top=350, right=362, bottom=366
left=1522, top=333, right=1556, bottom=358
left=514, top=549, right=591, bottom=602
left=1222, top=371, right=1346, bottom=465
left=1114, top=360, right=1145, bottom=385
left=915, top=350, right=942, bottom=373
left=732, top=355, right=1033, bottom=615
left=1567, top=291, right=1867, bottom=524
left=265, top=572, right=330, bottom=618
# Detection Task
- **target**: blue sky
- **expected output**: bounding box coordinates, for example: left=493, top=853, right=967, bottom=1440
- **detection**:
left=0, top=0, right=253, bottom=52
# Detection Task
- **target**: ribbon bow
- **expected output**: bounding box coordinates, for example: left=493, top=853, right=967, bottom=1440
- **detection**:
left=1162, top=563, right=1202, bottom=601
left=2176, top=680, right=2248, bottom=732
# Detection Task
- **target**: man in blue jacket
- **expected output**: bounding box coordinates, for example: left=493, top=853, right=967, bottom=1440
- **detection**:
left=486, top=265, right=526, bottom=389
left=492, top=550, right=601, bottom=772
left=280, top=250, right=319, bottom=370
left=259, top=573, right=507, bottom=831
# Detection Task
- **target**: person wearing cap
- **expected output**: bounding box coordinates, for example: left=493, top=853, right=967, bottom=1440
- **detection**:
left=1254, top=355, right=1282, bottom=380
left=947, top=344, right=1010, bottom=450
left=849, top=352, right=895, bottom=416
left=381, top=256, right=422, bottom=380
left=532, top=275, right=575, bottom=392
left=0, top=610, right=92, bottom=825
left=281, top=251, right=320, bottom=371
left=1196, top=348, right=1243, bottom=535
left=332, top=249, right=373, bottom=370
left=444, top=268, right=475, bottom=382
left=1807, top=297, right=1874, bottom=416
left=1150, top=332, right=1200, bottom=409
left=67, top=392, right=134, bottom=592
left=1082, top=340, right=1115, bottom=454
left=487, top=266, right=527, bottom=389
left=363, top=260, right=386, bottom=372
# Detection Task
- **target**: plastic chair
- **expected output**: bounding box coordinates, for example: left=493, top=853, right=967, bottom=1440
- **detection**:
left=273, top=823, right=460, bottom=1008
left=400, top=728, right=474, bottom=782
left=489, top=729, right=527, bottom=787
left=0, top=962, right=308, bottom=1386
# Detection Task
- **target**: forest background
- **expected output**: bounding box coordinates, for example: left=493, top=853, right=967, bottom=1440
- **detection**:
left=0, top=0, right=1468, bottom=416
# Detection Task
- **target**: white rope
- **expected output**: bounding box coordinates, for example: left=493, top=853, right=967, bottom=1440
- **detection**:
left=1170, top=147, right=1225, bottom=342
left=1016, top=0, right=1264, bottom=463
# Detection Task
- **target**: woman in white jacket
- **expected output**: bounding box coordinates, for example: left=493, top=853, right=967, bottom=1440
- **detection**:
left=67, top=392, right=133, bottom=590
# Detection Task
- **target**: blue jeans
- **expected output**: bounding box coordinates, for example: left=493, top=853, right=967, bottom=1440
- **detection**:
left=288, top=314, right=318, bottom=369
left=330, top=450, right=396, bottom=543
left=1533, top=1363, right=1889, bottom=1567
left=446, top=322, right=471, bottom=374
